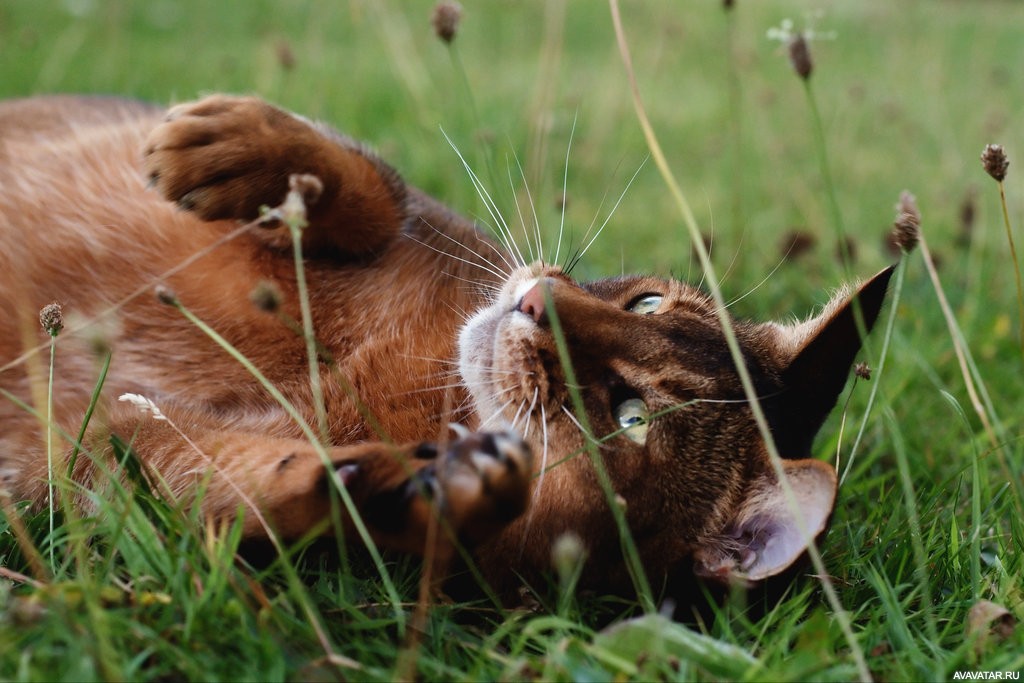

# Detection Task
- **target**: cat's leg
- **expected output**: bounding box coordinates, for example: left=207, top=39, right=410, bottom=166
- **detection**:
left=85, top=405, right=532, bottom=555
left=142, top=95, right=407, bottom=257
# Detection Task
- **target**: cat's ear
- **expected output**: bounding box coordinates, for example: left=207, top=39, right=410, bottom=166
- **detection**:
left=693, top=458, right=836, bottom=582
left=767, top=266, right=895, bottom=458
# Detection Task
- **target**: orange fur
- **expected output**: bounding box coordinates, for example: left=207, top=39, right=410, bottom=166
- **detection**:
left=0, top=95, right=891, bottom=599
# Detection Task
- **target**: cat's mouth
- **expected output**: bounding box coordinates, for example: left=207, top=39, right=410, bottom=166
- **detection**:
left=458, top=263, right=566, bottom=431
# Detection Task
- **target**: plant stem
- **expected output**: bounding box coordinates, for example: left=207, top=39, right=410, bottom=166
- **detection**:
left=286, top=218, right=330, bottom=444
left=843, top=257, right=906, bottom=485
left=46, top=332, right=57, bottom=573
left=996, top=180, right=1024, bottom=358
left=917, top=235, right=997, bottom=448
left=67, top=351, right=111, bottom=478
left=803, top=79, right=853, bottom=276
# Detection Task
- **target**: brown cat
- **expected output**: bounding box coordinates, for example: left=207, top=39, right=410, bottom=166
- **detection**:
left=0, top=94, right=890, bottom=598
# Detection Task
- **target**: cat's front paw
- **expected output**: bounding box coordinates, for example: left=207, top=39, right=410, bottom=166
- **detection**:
left=427, top=429, right=533, bottom=545
left=143, top=95, right=320, bottom=222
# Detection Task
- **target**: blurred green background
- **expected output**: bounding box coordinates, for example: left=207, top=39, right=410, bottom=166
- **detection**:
left=5, top=1, right=1022, bottom=287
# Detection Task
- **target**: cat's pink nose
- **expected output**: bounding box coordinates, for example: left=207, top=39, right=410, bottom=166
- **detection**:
left=516, top=279, right=550, bottom=324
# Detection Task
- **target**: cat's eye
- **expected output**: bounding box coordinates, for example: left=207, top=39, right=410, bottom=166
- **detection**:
left=628, top=294, right=663, bottom=315
left=614, top=398, right=650, bottom=444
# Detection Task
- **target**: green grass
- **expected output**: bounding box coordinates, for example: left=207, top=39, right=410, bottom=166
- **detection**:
left=2, top=0, right=1023, bottom=680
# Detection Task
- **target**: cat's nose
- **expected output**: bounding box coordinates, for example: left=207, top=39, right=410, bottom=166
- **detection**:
left=515, top=279, right=551, bottom=324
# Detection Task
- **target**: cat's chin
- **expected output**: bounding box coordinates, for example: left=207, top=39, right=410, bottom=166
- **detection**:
left=457, top=262, right=559, bottom=426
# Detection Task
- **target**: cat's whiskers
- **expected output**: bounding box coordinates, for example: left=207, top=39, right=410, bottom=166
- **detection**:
left=565, top=178, right=612, bottom=273
left=694, top=391, right=785, bottom=405
left=715, top=212, right=744, bottom=288
left=559, top=404, right=590, bottom=440
left=695, top=228, right=714, bottom=292
left=551, top=112, right=577, bottom=268
left=510, top=398, right=530, bottom=433
left=507, top=151, right=544, bottom=266
left=398, top=353, right=522, bottom=376
left=407, top=366, right=525, bottom=387
left=420, top=221, right=516, bottom=279
left=395, top=380, right=471, bottom=397
left=722, top=252, right=789, bottom=311
left=442, top=129, right=527, bottom=269
left=451, top=277, right=503, bottom=298
left=514, top=396, right=551, bottom=563
left=565, top=158, right=646, bottom=274
left=520, top=387, right=540, bottom=439
left=404, top=233, right=509, bottom=282
left=475, top=217, right=526, bottom=271
left=391, top=356, right=462, bottom=387
left=398, top=353, right=463, bottom=366
left=442, top=301, right=479, bottom=328
left=533, top=400, right=550, bottom=500
left=457, top=283, right=504, bottom=301
left=478, top=396, right=518, bottom=429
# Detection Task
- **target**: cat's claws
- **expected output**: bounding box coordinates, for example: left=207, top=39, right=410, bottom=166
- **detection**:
left=424, top=429, right=532, bottom=543
left=447, top=422, right=471, bottom=439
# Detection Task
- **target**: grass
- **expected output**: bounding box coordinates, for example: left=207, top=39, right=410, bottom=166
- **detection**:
left=1, top=0, right=1023, bottom=680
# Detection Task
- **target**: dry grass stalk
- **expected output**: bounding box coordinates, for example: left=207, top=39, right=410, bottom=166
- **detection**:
left=980, top=144, right=1024, bottom=356
left=917, top=232, right=999, bottom=450
left=40, top=302, right=64, bottom=573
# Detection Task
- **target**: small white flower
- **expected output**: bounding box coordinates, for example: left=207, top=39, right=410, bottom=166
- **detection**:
left=766, top=14, right=836, bottom=44
left=766, top=18, right=795, bottom=42
left=118, top=393, right=167, bottom=421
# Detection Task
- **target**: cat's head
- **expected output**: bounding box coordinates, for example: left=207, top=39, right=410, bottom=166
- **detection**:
left=458, top=262, right=892, bottom=592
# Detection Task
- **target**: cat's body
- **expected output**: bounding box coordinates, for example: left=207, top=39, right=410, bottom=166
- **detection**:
left=0, top=95, right=890, bottom=597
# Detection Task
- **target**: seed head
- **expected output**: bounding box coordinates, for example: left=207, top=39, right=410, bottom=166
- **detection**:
left=86, top=316, right=117, bottom=357
left=891, top=190, right=921, bottom=254
left=788, top=33, right=813, bottom=80
left=551, top=532, right=585, bottom=578
left=981, top=144, right=1009, bottom=182
left=780, top=229, right=816, bottom=261
left=431, top=1, right=462, bottom=44
left=854, top=362, right=871, bottom=381
left=250, top=280, right=282, bottom=313
left=39, top=303, right=63, bottom=336
left=289, top=173, right=323, bottom=205
left=118, top=393, right=167, bottom=421
left=278, top=173, right=323, bottom=230
left=155, top=285, right=178, bottom=306
left=275, top=40, right=296, bottom=71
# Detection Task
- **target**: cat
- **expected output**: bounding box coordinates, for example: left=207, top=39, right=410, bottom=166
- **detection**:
left=0, top=94, right=891, bottom=598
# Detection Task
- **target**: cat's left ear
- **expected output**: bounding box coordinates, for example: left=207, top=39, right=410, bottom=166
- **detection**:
left=693, top=458, right=836, bottom=582
left=767, top=266, right=895, bottom=459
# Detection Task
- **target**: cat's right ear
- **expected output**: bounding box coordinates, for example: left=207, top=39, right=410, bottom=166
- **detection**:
left=767, top=266, right=894, bottom=459
left=693, top=457, right=836, bottom=582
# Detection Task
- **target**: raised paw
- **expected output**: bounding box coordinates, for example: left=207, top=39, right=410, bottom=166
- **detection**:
left=426, top=429, right=533, bottom=545
left=143, top=95, right=325, bottom=222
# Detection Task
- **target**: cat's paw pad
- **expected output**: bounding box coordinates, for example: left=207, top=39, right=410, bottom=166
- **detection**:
left=143, top=95, right=311, bottom=222
left=430, top=430, right=533, bottom=543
